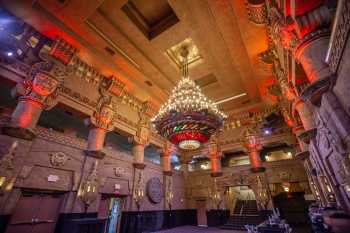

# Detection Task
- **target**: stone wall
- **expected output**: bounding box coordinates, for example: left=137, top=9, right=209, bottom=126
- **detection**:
left=304, top=0, right=350, bottom=211
left=0, top=126, right=186, bottom=216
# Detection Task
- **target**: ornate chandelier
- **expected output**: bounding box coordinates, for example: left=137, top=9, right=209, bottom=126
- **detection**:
left=151, top=47, right=226, bottom=150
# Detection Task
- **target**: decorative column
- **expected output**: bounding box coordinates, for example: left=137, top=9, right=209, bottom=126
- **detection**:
left=160, top=141, right=173, bottom=176
left=208, top=136, right=223, bottom=177
left=129, top=104, right=151, bottom=210
left=243, top=127, right=265, bottom=173
left=271, top=4, right=334, bottom=105
left=84, top=97, right=114, bottom=159
left=160, top=141, right=174, bottom=210
left=2, top=38, right=75, bottom=140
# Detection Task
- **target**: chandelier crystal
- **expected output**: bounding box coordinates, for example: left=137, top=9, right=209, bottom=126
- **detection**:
left=151, top=46, right=227, bottom=150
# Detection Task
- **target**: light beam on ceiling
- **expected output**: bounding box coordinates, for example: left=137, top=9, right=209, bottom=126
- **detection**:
left=215, top=93, right=247, bottom=105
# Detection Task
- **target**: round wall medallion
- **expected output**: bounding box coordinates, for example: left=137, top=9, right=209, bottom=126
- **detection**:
left=146, top=177, right=163, bottom=204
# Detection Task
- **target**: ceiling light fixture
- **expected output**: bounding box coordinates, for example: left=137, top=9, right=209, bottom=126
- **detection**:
left=215, top=93, right=247, bottom=105
left=151, top=46, right=226, bottom=150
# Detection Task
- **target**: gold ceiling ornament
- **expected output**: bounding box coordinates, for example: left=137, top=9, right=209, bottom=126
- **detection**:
left=166, top=38, right=202, bottom=68
left=152, top=46, right=226, bottom=150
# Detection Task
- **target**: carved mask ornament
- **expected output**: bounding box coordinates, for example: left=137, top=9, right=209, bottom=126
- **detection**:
left=32, top=72, right=59, bottom=96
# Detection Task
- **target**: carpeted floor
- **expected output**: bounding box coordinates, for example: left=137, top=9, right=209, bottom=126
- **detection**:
left=153, top=225, right=311, bottom=233
left=154, top=226, right=245, bottom=233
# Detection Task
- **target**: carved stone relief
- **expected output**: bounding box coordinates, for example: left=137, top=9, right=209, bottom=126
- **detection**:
left=114, top=167, right=126, bottom=177
left=50, top=152, right=70, bottom=167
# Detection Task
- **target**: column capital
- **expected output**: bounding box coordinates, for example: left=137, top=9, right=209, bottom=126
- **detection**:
left=270, top=5, right=332, bottom=53
left=159, top=141, right=173, bottom=157
left=87, top=97, right=115, bottom=131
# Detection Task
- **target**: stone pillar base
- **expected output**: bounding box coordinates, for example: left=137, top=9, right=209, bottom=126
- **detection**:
left=133, top=163, right=146, bottom=169
left=295, top=150, right=310, bottom=160
left=297, top=128, right=317, bottom=144
left=210, top=171, right=223, bottom=177
left=84, top=150, right=106, bottom=159
left=1, top=124, right=36, bottom=140
left=301, top=76, right=331, bottom=106
left=250, top=167, right=266, bottom=173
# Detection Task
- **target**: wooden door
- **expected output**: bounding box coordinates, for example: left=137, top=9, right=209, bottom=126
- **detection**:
left=196, top=200, right=207, bottom=227
left=6, top=192, right=63, bottom=233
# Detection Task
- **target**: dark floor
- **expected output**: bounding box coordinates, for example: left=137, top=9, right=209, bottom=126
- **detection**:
left=154, top=226, right=245, bottom=233
left=153, top=225, right=311, bottom=233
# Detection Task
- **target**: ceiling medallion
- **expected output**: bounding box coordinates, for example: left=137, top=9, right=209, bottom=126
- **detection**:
left=151, top=46, right=226, bottom=150
left=166, top=38, right=202, bottom=68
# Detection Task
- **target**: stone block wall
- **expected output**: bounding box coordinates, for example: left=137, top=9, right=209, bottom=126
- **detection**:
left=0, top=126, right=186, bottom=217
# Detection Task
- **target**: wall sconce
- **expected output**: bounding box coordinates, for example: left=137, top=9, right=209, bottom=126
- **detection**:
left=0, top=141, right=17, bottom=195
left=165, top=177, right=174, bottom=211
left=78, top=161, right=99, bottom=212
left=212, top=191, right=222, bottom=209
left=133, top=172, right=144, bottom=211
left=210, top=178, right=222, bottom=209
left=282, top=182, right=290, bottom=192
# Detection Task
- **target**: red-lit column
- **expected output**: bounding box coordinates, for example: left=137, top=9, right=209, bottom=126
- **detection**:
left=2, top=38, right=76, bottom=140
left=208, top=138, right=223, bottom=177
left=160, top=141, right=173, bottom=176
left=272, top=4, right=333, bottom=105
left=3, top=72, right=59, bottom=140
left=85, top=102, right=114, bottom=159
left=244, top=127, right=265, bottom=173
left=294, top=98, right=317, bottom=144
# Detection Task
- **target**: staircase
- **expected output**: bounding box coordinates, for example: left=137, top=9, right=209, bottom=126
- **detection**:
left=221, top=200, right=264, bottom=230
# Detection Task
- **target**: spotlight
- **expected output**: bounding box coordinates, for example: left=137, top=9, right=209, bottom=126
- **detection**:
left=6, top=51, right=13, bottom=57
left=263, top=129, right=271, bottom=135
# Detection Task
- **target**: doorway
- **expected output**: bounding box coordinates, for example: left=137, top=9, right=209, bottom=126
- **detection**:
left=98, top=195, right=122, bottom=233
left=227, top=186, right=257, bottom=215
left=196, top=200, right=207, bottom=227
left=5, top=191, right=63, bottom=233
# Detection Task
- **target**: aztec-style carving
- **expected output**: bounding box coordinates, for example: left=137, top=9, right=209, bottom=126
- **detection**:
left=328, top=1, right=350, bottom=74
left=269, top=6, right=331, bottom=52
left=70, top=57, right=103, bottom=85
left=49, top=152, right=70, bottom=167
left=60, top=86, right=98, bottom=109
left=131, top=102, right=151, bottom=146
left=245, top=0, right=267, bottom=25
left=0, top=141, right=17, bottom=176
left=114, top=166, right=126, bottom=177
left=90, top=96, right=115, bottom=131
left=0, top=141, right=18, bottom=193
left=146, top=177, right=164, bottom=204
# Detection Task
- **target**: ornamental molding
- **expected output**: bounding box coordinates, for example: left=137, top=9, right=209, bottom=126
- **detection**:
left=268, top=5, right=332, bottom=53
left=0, top=141, right=17, bottom=177
left=327, top=0, right=350, bottom=74
left=49, top=152, right=70, bottom=167
left=114, top=166, right=126, bottom=177
left=245, top=0, right=267, bottom=26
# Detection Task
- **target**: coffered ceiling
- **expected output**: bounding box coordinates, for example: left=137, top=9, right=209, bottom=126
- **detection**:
left=2, top=0, right=275, bottom=113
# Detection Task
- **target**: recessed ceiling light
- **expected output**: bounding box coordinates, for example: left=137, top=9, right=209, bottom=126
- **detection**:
left=215, top=93, right=247, bottom=105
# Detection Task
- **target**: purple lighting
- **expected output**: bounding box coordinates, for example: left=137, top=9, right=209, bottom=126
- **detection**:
left=6, top=51, right=13, bottom=57
left=264, top=129, right=271, bottom=135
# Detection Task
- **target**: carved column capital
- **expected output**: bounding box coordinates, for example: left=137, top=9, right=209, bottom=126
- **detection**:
left=270, top=5, right=332, bottom=53
left=88, top=99, right=115, bottom=131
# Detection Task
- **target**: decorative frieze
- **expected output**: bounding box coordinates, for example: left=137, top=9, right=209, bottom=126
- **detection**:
left=60, top=86, right=98, bottom=108
left=245, top=0, right=267, bottom=25
left=36, top=127, right=87, bottom=150
left=327, top=0, right=350, bottom=74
